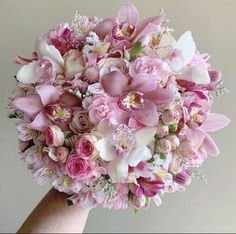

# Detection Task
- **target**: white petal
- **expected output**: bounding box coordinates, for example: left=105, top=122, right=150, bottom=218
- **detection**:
left=128, top=146, right=152, bottom=167
left=16, top=61, right=38, bottom=84
left=176, top=65, right=210, bottom=84
left=96, top=120, right=114, bottom=137
left=35, top=38, right=64, bottom=66
left=94, top=137, right=116, bottom=161
left=134, top=127, right=156, bottom=148
left=176, top=31, right=196, bottom=65
left=108, top=157, right=129, bottom=183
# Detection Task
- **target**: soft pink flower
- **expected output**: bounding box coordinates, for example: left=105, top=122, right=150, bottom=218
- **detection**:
left=156, top=138, right=172, bottom=153
left=133, top=194, right=146, bottom=209
left=44, top=125, right=64, bottom=147
left=156, top=121, right=169, bottom=138
left=174, top=170, right=192, bottom=186
left=48, top=146, right=69, bottom=163
left=162, top=109, right=180, bottom=125
left=66, top=155, right=91, bottom=179
left=69, top=108, right=94, bottom=134
left=76, top=135, right=96, bottom=159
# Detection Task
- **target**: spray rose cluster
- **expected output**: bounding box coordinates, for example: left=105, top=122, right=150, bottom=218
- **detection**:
left=9, top=3, right=229, bottom=210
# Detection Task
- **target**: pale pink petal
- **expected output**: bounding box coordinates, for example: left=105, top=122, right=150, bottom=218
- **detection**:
left=11, top=95, right=43, bottom=118
left=59, top=91, right=82, bottom=107
left=36, top=85, right=60, bottom=106
left=28, top=111, right=52, bottom=131
left=201, top=113, right=230, bottom=132
left=16, top=61, right=38, bottom=84
left=144, top=85, right=174, bottom=106
left=186, top=128, right=205, bottom=145
left=134, top=126, right=156, bottom=148
left=100, top=71, right=128, bottom=96
left=128, top=146, right=152, bottom=167
left=128, top=74, right=157, bottom=92
left=117, top=3, right=140, bottom=25
left=95, top=120, right=114, bottom=136
left=133, top=100, right=158, bottom=126
left=133, top=23, right=158, bottom=42
left=202, top=134, right=220, bottom=156
left=108, top=157, right=129, bottom=182
left=92, top=17, right=117, bottom=40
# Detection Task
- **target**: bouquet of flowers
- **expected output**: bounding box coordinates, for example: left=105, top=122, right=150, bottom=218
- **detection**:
left=8, top=3, right=230, bottom=210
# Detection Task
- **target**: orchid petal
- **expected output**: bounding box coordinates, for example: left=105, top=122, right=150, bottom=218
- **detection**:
left=133, top=22, right=158, bottom=42
left=201, top=113, right=230, bottom=132
left=129, top=74, right=157, bottom=92
left=134, top=126, right=156, bottom=148
left=16, top=61, right=38, bottom=84
left=176, top=31, right=196, bottom=65
left=186, top=128, right=205, bottom=145
left=128, top=146, right=152, bottom=167
left=95, top=120, right=114, bottom=137
left=177, top=65, right=211, bottom=84
left=94, top=137, right=116, bottom=161
left=202, top=134, right=220, bottom=156
left=117, top=3, right=139, bottom=25
left=11, top=95, right=43, bottom=118
left=92, top=17, right=116, bottom=40
left=36, top=85, right=60, bottom=106
left=133, top=100, right=159, bottom=127
left=100, top=71, right=128, bottom=96
left=28, top=111, right=51, bottom=131
left=144, top=85, right=174, bottom=106
left=35, top=38, right=64, bottom=66
left=108, top=157, right=129, bottom=182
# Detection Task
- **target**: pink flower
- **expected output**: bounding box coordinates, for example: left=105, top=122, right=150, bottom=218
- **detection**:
left=69, top=108, right=94, bottom=134
left=133, top=194, right=146, bottom=209
left=174, top=170, right=192, bottom=186
left=44, top=125, right=64, bottom=147
left=66, top=156, right=91, bottom=179
left=156, top=138, right=172, bottom=153
left=162, top=109, right=180, bottom=126
left=76, top=135, right=96, bottom=159
left=100, top=70, right=174, bottom=126
left=47, top=146, right=69, bottom=163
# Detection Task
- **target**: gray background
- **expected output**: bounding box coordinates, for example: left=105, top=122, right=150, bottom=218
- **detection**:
left=0, top=0, right=235, bottom=232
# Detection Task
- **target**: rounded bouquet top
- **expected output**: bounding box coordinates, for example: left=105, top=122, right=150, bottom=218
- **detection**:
left=9, top=3, right=230, bottom=209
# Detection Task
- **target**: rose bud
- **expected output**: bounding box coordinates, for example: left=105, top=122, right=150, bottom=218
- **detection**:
left=165, top=134, right=180, bottom=150
left=56, top=146, right=69, bottom=163
left=76, top=135, right=96, bottom=159
left=156, top=138, right=172, bottom=153
left=208, top=68, right=222, bottom=84
left=174, top=170, right=192, bottom=186
left=162, top=109, right=180, bottom=125
left=44, top=125, right=64, bottom=147
left=156, top=121, right=169, bottom=138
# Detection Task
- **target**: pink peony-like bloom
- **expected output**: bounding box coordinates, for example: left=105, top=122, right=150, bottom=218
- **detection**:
left=47, top=146, right=69, bottom=163
left=44, top=125, right=64, bottom=147
left=69, top=108, right=94, bottom=134
left=76, top=135, right=96, bottom=159
left=66, top=155, right=91, bottom=179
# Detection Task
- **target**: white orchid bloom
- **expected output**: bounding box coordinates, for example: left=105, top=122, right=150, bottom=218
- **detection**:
left=163, top=31, right=210, bottom=84
left=94, top=121, right=156, bottom=182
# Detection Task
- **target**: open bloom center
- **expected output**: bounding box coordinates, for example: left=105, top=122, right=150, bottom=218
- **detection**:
left=112, top=22, right=135, bottom=40
left=187, top=102, right=206, bottom=128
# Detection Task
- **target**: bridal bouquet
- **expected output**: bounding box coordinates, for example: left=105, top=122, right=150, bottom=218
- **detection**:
left=9, top=3, right=230, bottom=209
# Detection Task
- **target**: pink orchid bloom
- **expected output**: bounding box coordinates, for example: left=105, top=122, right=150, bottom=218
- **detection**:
left=94, top=121, right=156, bottom=182
left=11, top=85, right=74, bottom=131
left=100, top=70, right=174, bottom=126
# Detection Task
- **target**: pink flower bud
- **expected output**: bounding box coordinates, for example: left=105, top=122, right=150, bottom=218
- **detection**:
left=133, top=194, right=146, bottom=209
left=165, top=134, right=180, bottom=150
left=174, top=170, right=192, bottom=186
left=156, top=139, right=172, bottom=153
left=156, top=122, right=169, bottom=138
left=162, top=109, right=180, bottom=125
left=44, top=125, right=64, bottom=147
left=56, top=146, right=69, bottom=163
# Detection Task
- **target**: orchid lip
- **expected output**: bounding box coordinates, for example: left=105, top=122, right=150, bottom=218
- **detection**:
left=112, top=21, right=135, bottom=40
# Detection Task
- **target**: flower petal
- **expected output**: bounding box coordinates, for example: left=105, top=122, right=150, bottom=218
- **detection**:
left=117, top=3, right=140, bottom=26
left=36, top=85, right=60, bottom=106
left=186, top=128, right=205, bottom=145
left=28, top=111, right=52, bottom=131
left=176, top=31, right=196, bottom=65
left=94, top=137, right=116, bottom=161
left=92, top=17, right=116, bottom=40
left=129, top=74, right=157, bottom=92
left=35, top=38, right=64, bottom=66
left=11, top=95, right=43, bottom=118
left=201, top=113, right=230, bottom=132
left=202, top=134, right=220, bottom=156
left=133, top=22, right=158, bottom=42
left=100, top=71, right=128, bottom=96
left=108, top=157, right=129, bottom=182
left=177, top=65, right=211, bottom=84
left=134, top=126, right=156, bottom=148
left=133, top=100, right=159, bottom=127
left=128, top=146, right=152, bottom=167
left=144, top=85, right=174, bottom=106
left=16, top=61, right=38, bottom=84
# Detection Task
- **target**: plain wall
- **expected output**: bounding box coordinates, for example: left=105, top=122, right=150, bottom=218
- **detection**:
left=0, top=0, right=235, bottom=232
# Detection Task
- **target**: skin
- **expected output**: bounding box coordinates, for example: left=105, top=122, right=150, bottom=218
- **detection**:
left=17, top=189, right=89, bottom=233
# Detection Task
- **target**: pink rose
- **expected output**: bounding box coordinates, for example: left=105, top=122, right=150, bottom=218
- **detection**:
left=87, top=95, right=112, bottom=125
left=129, top=56, right=165, bottom=81
left=64, top=49, right=85, bottom=79
left=47, top=146, right=69, bottom=163
left=44, top=125, right=64, bottom=147
left=69, top=108, right=94, bottom=134
left=66, top=156, right=91, bottom=178
left=76, top=135, right=96, bottom=159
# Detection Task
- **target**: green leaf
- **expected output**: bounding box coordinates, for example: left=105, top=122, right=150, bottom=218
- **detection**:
left=66, top=199, right=74, bottom=207
left=160, top=153, right=166, bottom=160
left=130, top=41, right=145, bottom=60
